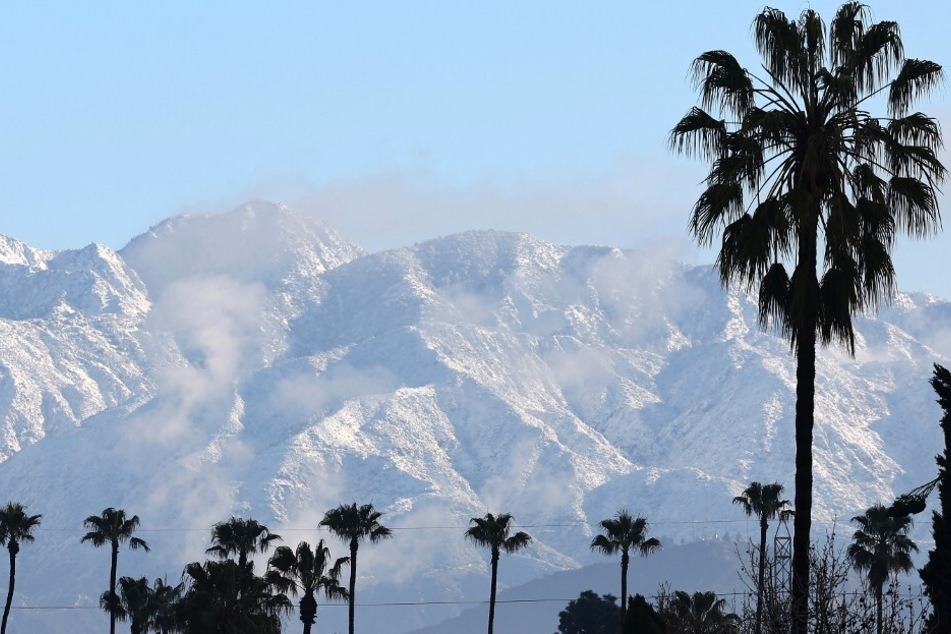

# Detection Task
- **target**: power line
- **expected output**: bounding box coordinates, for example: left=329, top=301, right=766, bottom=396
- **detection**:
left=38, top=516, right=929, bottom=534
left=8, top=589, right=929, bottom=612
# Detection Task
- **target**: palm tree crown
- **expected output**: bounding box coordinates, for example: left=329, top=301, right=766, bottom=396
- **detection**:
left=81, top=508, right=150, bottom=634
left=671, top=5, right=945, bottom=632
left=848, top=504, right=917, bottom=634
left=320, top=502, right=392, bottom=634
left=267, top=540, right=349, bottom=634
left=466, top=512, right=532, bottom=634
left=178, top=559, right=288, bottom=634
left=590, top=510, right=660, bottom=627
left=733, top=483, right=791, bottom=523
left=0, top=502, right=42, bottom=634
left=147, top=577, right=183, bottom=634
left=106, top=576, right=151, bottom=634
left=465, top=513, right=533, bottom=557
left=666, top=590, right=739, bottom=634
left=206, top=516, right=282, bottom=570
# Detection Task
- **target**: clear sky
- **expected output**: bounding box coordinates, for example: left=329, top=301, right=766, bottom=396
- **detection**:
left=1, top=1, right=949, bottom=295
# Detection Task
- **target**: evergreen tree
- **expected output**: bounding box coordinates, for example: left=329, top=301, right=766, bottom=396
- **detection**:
left=921, top=364, right=951, bottom=634
left=556, top=590, right=620, bottom=634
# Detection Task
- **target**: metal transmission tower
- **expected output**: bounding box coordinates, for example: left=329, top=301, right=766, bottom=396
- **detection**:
left=773, top=514, right=792, bottom=597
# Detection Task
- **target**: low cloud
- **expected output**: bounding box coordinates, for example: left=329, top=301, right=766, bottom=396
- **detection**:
left=285, top=160, right=704, bottom=258
left=268, top=362, right=402, bottom=423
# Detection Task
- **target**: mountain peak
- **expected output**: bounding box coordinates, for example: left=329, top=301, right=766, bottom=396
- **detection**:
left=0, top=234, right=54, bottom=268
left=120, top=201, right=365, bottom=294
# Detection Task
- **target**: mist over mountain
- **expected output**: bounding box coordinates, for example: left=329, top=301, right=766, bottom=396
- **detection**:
left=0, top=201, right=945, bottom=633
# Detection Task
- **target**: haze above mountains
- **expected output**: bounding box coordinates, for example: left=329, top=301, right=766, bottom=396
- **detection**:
left=0, top=201, right=946, bottom=633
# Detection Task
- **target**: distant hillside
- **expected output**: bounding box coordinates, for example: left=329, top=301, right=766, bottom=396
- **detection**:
left=0, top=201, right=944, bottom=633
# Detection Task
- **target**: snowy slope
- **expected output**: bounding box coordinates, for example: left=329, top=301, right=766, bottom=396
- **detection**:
left=0, top=201, right=945, bottom=633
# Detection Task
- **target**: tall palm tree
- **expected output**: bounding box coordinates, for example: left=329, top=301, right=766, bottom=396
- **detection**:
left=105, top=576, right=151, bottom=634
left=0, top=502, right=41, bottom=634
left=206, top=516, right=282, bottom=572
left=670, top=5, right=945, bottom=632
left=465, top=512, right=532, bottom=634
left=266, top=540, right=349, bottom=634
left=732, top=482, right=791, bottom=634
left=319, top=502, right=392, bottom=634
left=590, top=510, right=660, bottom=627
left=665, top=591, right=739, bottom=634
left=82, top=507, right=150, bottom=634
left=847, top=504, right=917, bottom=634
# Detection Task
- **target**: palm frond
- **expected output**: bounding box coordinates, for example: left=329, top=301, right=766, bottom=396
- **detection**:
left=690, top=50, right=754, bottom=117
left=799, top=9, right=826, bottom=78
left=887, top=112, right=943, bottom=151
left=690, top=183, right=744, bottom=246
left=830, top=2, right=866, bottom=69
left=888, top=142, right=947, bottom=184
left=754, top=8, right=804, bottom=92
left=819, top=263, right=859, bottom=351
left=855, top=20, right=904, bottom=93
left=757, top=263, right=791, bottom=335
left=669, top=107, right=728, bottom=160
left=889, top=58, right=944, bottom=117
left=889, top=176, right=942, bottom=237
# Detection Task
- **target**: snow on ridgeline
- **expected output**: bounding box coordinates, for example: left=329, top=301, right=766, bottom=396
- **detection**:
left=0, top=201, right=946, bottom=633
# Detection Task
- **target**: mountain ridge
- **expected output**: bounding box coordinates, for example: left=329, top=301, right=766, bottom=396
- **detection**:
left=0, top=201, right=945, bottom=633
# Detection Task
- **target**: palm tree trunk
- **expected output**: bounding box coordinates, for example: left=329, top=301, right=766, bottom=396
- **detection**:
left=348, top=540, right=357, bottom=634
left=488, top=549, right=499, bottom=634
left=756, top=516, right=767, bottom=634
left=619, top=549, right=629, bottom=632
left=791, top=227, right=818, bottom=634
left=875, top=583, right=883, bottom=634
left=1, top=542, right=17, bottom=634
left=110, top=541, right=119, bottom=634
left=300, top=590, right=317, bottom=634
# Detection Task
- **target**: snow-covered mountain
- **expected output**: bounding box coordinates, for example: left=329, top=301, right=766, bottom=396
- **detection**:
left=0, top=201, right=945, bottom=633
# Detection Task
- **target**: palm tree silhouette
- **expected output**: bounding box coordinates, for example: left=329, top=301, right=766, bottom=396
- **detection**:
left=848, top=504, right=917, bottom=634
left=178, top=559, right=288, bottom=633
left=206, top=516, right=282, bottom=572
left=81, top=508, right=150, bottom=634
left=0, top=502, right=41, bottom=634
left=465, top=512, right=532, bottom=634
left=666, top=590, right=739, bottom=634
left=589, top=510, right=660, bottom=627
left=319, top=503, right=392, bottom=634
left=670, top=5, right=945, bottom=631
left=266, top=540, right=349, bottom=634
left=105, top=576, right=151, bottom=634
left=733, top=482, right=791, bottom=634
left=147, top=577, right=183, bottom=634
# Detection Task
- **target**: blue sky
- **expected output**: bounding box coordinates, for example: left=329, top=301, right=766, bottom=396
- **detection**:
left=1, top=1, right=949, bottom=295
